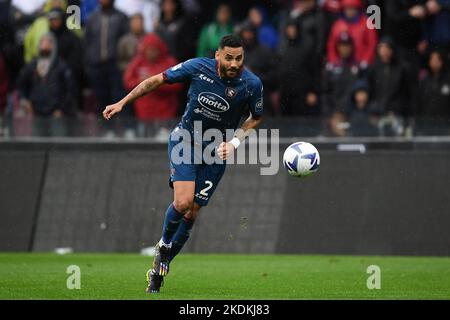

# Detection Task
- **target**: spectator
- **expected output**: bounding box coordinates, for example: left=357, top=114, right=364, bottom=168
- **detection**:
left=239, top=23, right=278, bottom=116
left=320, top=0, right=341, bottom=39
left=84, top=0, right=128, bottom=113
left=385, top=1, right=425, bottom=74
left=11, top=0, right=47, bottom=35
left=278, top=19, right=319, bottom=116
left=278, top=0, right=323, bottom=56
left=237, top=5, right=278, bottom=51
left=423, top=0, right=450, bottom=54
left=16, top=33, right=75, bottom=136
left=366, top=37, right=412, bottom=135
left=0, top=52, right=8, bottom=116
left=114, top=0, right=161, bottom=33
left=278, top=0, right=324, bottom=80
left=156, top=0, right=195, bottom=62
left=10, top=2, right=42, bottom=42
left=47, top=8, right=84, bottom=110
left=1, top=0, right=23, bottom=86
left=327, top=0, right=378, bottom=67
left=23, top=0, right=67, bottom=63
left=179, top=0, right=201, bottom=16
left=345, top=79, right=380, bottom=136
left=123, top=33, right=182, bottom=125
left=323, top=31, right=361, bottom=116
left=118, top=13, right=146, bottom=73
left=418, top=50, right=450, bottom=119
left=23, top=0, right=82, bottom=63
left=156, top=0, right=197, bottom=118
left=197, top=3, right=234, bottom=58
left=80, top=0, right=99, bottom=25
left=7, top=2, right=37, bottom=81
left=0, top=1, right=14, bottom=50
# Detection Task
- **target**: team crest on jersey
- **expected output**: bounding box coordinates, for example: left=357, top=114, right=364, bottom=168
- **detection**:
left=225, top=87, right=237, bottom=99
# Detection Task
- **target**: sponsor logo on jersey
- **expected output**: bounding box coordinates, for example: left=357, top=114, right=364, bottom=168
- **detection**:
left=198, top=92, right=230, bottom=113
left=225, top=87, right=237, bottom=98
left=199, top=74, right=214, bottom=83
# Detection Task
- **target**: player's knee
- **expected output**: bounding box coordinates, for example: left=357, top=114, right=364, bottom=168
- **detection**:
left=184, top=204, right=201, bottom=221
left=184, top=211, right=197, bottom=222
left=173, top=199, right=193, bottom=214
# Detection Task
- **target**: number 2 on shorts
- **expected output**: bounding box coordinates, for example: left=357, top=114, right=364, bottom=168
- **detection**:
left=199, top=180, right=213, bottom=196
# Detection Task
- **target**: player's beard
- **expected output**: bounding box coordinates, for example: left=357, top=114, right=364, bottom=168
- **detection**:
left=220, top=64, right=240, bottom=79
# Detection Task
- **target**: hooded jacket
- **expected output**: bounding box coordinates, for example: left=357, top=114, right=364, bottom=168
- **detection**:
left=23, top=0, right=82, bottom=62
left=418, top=55, right=450, bottom=118
left=247, top=6, right=278, bottom=50
left=366, top=39, right=412, bottom=116
left=327, top=4, right=378, bottom=65
left=123, top=34, right=182, bottom=120
left=17, top=33, right=75, bottom=116
left=346, top=79, right=380, bottom=136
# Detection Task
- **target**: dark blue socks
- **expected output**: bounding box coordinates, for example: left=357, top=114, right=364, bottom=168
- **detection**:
left=161, top=203, right=184, bottom=245
left=169, top=217, right=194, bottom=261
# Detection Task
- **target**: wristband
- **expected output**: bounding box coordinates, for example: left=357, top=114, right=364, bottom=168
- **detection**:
left=229, top=137, right=241, bottom=149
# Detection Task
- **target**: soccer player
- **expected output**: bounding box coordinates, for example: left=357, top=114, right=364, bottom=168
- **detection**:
left=102, top=34, right=263, bottom=293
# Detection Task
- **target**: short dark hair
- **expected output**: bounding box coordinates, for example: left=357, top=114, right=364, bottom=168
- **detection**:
left=219, top=34, right=244, bottom=49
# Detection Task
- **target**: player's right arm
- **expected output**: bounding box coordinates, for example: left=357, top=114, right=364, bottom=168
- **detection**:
left=102, top=73, right=165, bottom=120
left=103, top=59, right=199, bottom=120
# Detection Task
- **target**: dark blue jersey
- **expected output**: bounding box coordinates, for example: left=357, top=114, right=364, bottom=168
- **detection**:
left=163, top=58, right=263, bottom=135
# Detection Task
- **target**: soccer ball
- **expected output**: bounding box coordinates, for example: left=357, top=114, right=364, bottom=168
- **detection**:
left=283, top=142, right=320, bottom=178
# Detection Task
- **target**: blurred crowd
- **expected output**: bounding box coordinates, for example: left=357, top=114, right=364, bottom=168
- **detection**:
left=0, top=0, right=449, bottom=138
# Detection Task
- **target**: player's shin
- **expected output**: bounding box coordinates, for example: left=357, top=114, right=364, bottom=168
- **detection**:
left=160, top=203, right=184, bottom=246
left=169, top=216, right=195, bottom=261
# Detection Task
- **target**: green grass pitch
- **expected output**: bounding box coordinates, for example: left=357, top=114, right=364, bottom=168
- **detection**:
left=0, top=253, right=449, bottom=299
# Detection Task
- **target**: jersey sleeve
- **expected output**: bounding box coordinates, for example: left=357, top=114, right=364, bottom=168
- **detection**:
left=248, top=78, right=264, bottom=117
left=163, top=58, right=198, bottom=84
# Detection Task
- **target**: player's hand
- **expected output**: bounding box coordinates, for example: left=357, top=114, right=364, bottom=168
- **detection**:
left=102, top=103, right=123, bottom=120
left=217, top=142, right=235, bottom=160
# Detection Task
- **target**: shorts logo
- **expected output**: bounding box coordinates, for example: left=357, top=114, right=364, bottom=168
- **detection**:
left=195, top=193, right=208, bottom=201
left=198, top=92, right=230, bottom=113
left=225, top=87, right=237, bottom=99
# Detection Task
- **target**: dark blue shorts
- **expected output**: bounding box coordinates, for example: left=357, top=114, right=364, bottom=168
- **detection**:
left=168, top=128, right=226, bottom=207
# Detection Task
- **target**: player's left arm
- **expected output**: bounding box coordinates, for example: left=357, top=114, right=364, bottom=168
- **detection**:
left=218, top=79, right=264, bottom=160
left=233, top=114, right=262, bottom=144
left=217, top=114, right=262, bottom=160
